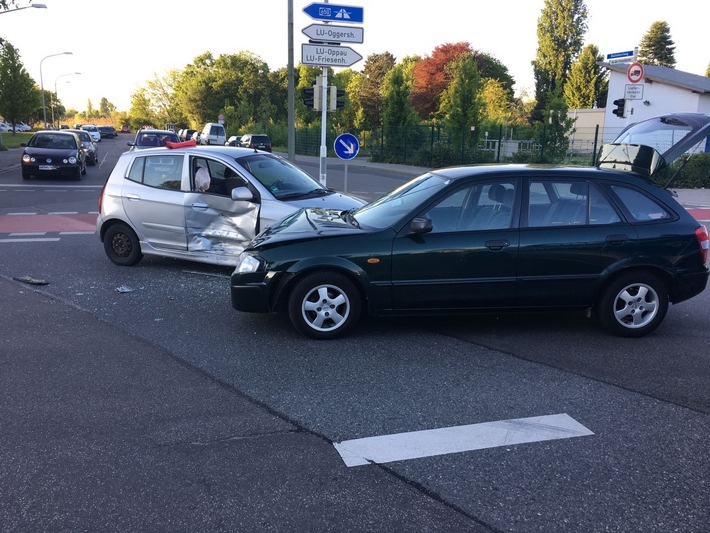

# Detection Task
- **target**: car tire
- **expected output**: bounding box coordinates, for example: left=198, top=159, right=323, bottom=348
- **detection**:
left=597, top=271, right=668, bottom=337
left=288, top=271, right=361, bottom=339
left=103, top=223, right=143, bottom=266
left=22, top=171, right=30, bottom=180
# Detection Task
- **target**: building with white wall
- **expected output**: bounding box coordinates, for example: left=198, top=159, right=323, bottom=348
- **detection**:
left=599, top=63, right=710, bottom=142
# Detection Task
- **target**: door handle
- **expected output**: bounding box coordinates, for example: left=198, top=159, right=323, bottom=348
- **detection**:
left=126, top=194, right=140, bottom=201
left=484, top=239, right=510, bottom=251
left=605, top=234, right=629, bottom=244
left=191, top=202, right=209, bottom=209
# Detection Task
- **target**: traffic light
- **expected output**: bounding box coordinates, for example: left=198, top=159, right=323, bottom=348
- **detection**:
left=329, top=86, right=346, bottom=111
left=302, top=76, right=322, bottom=111
left=612, top=98, right=626, bottom=118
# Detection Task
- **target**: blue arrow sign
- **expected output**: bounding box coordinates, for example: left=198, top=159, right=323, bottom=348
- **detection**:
left=303, top=3, right=364, bottom=24
left=334, top=133, right=359, bottom=160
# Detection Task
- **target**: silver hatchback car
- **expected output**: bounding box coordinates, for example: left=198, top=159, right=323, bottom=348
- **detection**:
left=96, top=145, right=365, bottom=266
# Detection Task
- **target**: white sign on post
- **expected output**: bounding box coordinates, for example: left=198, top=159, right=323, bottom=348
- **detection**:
left=625, top=84, right=644, bottom=100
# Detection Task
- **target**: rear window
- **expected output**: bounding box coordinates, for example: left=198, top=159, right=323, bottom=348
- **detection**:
left=611, top=185, right=671, bottom=222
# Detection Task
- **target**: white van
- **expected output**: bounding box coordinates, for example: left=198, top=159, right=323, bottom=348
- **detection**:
left=200, top=123, right=226, bottom=145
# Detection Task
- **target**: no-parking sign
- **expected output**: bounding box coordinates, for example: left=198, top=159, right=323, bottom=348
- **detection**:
left=627, top=62, right=644, bottom=84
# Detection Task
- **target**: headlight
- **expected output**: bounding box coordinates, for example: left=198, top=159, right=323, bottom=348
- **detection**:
left=22, top=154, right=32, bottom=163
left=235, top=252, right=262, bottom=273
left=68, top=156, right=77, bottom=164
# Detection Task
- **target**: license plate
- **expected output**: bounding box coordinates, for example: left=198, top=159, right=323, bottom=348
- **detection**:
left=39, top=165, right=57, bottom=170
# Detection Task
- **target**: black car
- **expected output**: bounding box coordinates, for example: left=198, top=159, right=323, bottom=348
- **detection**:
left=66, top=128, right=98, bottom=165
left=98, top=126, right=118, bottom=138
left=239, top=133, right=272, bottom=152
left=231, top=113, right=710, bottom=339
left=20, top=130, right=87, bottom=180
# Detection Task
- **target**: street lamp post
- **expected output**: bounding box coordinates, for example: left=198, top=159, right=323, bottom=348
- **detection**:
left=53, top=72, right=81, bottom=128
left=40, top=52, right=72, bottom=128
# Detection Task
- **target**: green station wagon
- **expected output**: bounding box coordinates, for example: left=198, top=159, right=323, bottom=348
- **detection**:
left=230, top=113, right=710, bottom=339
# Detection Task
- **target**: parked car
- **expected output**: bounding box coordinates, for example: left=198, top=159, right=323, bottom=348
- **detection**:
left=179, top=128, right=197, bottom=141
left=98, top=125, right=118, bottom=138
left=120, top=125, right=131, bottom=133
left=20, top=130, right=87, bottom=180
left=230, top=113, right=710, bottom=340
left=200, top=122, right=227, bottom=145
left=225, top=135, right=241, bottom=146
left=0, top=122, right=10, bottom=132
left=97, top=145, right=365, bottom=267
left=66, top=128, right=98, bottom=165
left=126, top=129, right=180, bottom=150
left=14, top=121, right=32, bottom=132
left=81, top=124, right=101, bottom=142
left=239, top=133, right=272, bottom=152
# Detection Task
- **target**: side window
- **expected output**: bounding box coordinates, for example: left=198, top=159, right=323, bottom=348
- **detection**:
left=142, top=155, right=183, bottom=190
left=423, top=181, right=516, bottom=233
left=589, top=183, right=621, bottom=224
left=528, top=181, right=588, bottom=226
left=611, top=185, right=671, bottom=222
left=191, top=157, right=247, bottom=195
left=127, top=157, right=145, bottom=183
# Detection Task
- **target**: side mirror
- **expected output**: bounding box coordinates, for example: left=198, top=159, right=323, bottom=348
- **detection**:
left=231, top=186, right=255, bottom=202
left=409, top=217, right=433, bottom=235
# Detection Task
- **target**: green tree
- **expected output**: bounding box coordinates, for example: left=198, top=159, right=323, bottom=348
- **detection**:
left=381, top=62, right=419, bottom=161
left=480, top=78, right=513, bottom=127
left=536, top=90, right=575, bottom=163
left=172, top=51, right=272, bottom=131
left=439, top=55, right=482, bottom=149
left=532, top=0, right=588, bottom=120
left=638, top=21, right=676, bottom=67
left=563, top=44, right=606, bottom=108
left=353, top=52, right=396, bottom=130
left=0, top=41, right=40, bottom=132
left=705, top=63, right=710, bottom=77
left=126, top=88, right=155, bottom=129
left=99, top=97, right=116, bottom=116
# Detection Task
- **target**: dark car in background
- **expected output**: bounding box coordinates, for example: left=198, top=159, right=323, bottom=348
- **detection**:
left=239, top=133, right=272, bottom=152
left=127, top=129, right=180, bottom=150
left=230, top=113, right=710, bottom=340
left=66, top=128, right=98, bottom=165
left=98, top=126, right=118, bottom=138
left=20, top=130, right=87, bottom=180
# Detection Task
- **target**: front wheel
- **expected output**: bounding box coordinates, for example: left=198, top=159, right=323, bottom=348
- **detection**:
left=597, top=271, right=668, bottom=337
left=103, top=223, right=143, bottom=266
left=288, top=272, right=361, bottom=339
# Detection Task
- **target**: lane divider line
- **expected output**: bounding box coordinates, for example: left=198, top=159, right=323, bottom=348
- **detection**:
left=334, top=413, right=594, bottom=467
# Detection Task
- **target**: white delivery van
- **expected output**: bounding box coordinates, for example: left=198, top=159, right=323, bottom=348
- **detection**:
left=200, top=123, right=226, bottom=145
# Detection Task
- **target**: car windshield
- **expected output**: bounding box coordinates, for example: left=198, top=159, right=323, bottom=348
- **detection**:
left=236, top=153, right=324, bottom=199
left=82, top=126, right=98, bottom=132
left=29, top=133, right=77, bottom=149
left=351, top=172, right=451, bottom=229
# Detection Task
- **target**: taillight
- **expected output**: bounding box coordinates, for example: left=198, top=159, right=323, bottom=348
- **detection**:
left=695, top=225, right=709, bottom=264
left=98, top=181, right=108, bottom=214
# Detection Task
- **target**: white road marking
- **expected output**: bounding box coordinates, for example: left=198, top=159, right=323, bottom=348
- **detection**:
left=48, top=211, right=79, bottom=215
left=0, top=238, right=60, bottom=243
left=334, top=413, right=594, bottom=467
left=59, top=232, right=94, bottom=235
left=9, top=232, right=45, bottom=236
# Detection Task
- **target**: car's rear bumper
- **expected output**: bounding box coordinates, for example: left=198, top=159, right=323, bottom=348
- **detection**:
left=670, top=267, right=709, bottom=303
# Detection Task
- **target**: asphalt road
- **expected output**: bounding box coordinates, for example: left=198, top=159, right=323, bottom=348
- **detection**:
left=1, top=137, right=709, bottom=532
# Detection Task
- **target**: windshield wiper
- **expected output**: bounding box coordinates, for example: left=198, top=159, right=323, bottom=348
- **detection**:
left=277, top=188, right=335, bottom=200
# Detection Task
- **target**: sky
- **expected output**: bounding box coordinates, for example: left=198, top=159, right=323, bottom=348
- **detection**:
left=2, top=0, right=708, bottom=114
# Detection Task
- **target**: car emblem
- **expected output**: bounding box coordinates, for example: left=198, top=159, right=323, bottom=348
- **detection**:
left=46, top=158, right=52, bottom=163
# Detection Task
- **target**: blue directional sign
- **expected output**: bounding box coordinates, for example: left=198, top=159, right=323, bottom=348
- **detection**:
left=334, top=133, right=359, bottom=160
left=303, top=3, right=364, bottom=24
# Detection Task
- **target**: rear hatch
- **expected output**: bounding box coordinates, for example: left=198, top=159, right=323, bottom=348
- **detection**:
left=598, top=113, right=710, bottom=177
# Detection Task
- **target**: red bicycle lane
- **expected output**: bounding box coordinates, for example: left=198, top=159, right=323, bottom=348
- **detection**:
left=0, top=213, right=97, bottom=233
